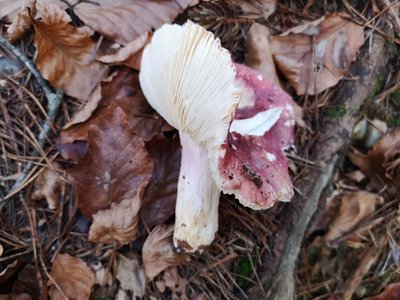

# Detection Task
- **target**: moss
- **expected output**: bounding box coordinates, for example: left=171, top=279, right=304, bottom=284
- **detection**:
left=370, top=73, right=386, bottom=97
left=326, top=104, right=347, bottom=119
left=236, top=256, right=254, bottom=287
left=388, top=113, right=400, bottom=127
left=391, top=90, right=400, bottom=108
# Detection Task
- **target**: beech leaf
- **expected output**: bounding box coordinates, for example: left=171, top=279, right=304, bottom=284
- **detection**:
left=115, top=254, right=145, bottom=297
left=325, top=191, right=383, bottom=244
left=142, top=224, right=190, bottom=281
left=31, top=163, right=64, bottom=210
left=68, top=106, right=154, bottom=218
left=49, top=253, right=95, bottom=300
left=348, top=127, right=400, bottom=192
left=59, top=68, right=170, bottom=154
left=73, top=0, right=194, bottom=45
left=7, top=0, right=36, bottom=42
left=140, top=135, right=181, bottom=228
left=32, top=0, right=107, bottom=99
left=271, top=14, right=363, bottom=95
left=88, top=191, right=141, bottom=245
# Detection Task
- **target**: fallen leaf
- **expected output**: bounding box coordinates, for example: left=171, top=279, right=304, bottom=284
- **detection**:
left=140, top=135, right=180, bottom=228
left=32, top=0, right=107, bottom=99
left=0, top=0, right=28, bottom=20
left=0, top=294, right=31, bottom=300
left=59, top=68, right=170, bottom=153
left=89, top=262, right=112, bottom=287
left=49, top=253, right=95, bottom=300
left=245, top=23, right=279, bottom=85
left=325, top=191, right=383, bottom=244
left=348, top=127, right=400, bottom=192
left=365, top=282, right=400, bottom=300
left=271, top=14, right=364, bottom=95
left=88, top=191, right=141, bottom=244
left=97, top=33, right=149, bottom=70
left=68, top=106, right=154, bottom=218
left=236, top=0, right=277, bottom=19
left=142, top=224, right=190, bottom=281
left=7, top=0, right=36, bottom=42
left=31, top=163, right=64, bottom=210
left=73, top=0, right=193, bottom=45
left=115, top=253, right=145, bottom=297
left=13, top=264, right=41, bottom=300
left=164, top=267, right=188, bottom=300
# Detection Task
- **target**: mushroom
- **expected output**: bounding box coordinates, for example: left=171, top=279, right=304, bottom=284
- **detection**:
left=139, top=21, right=241, bottom=252
left=216, top=63, right=295, bottom=209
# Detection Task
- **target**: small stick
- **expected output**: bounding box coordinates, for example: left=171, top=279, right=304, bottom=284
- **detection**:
left=0, top=36, right=64, bottom=201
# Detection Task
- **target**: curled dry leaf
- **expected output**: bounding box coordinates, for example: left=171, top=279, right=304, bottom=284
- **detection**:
left=236, top=0, right=277, bottom=19
left=365, top=282, right=400, bottom=300
left=73, top=0, right=193, bottom=45
left=142, top=224, right=190, bottom=281
left=88, top=191, right=141, bottom=244
left=245, top=23, right=279, bottom=85
left=271, top=13, right=364, bottom=95
left=31, top=163, right=64, bottom=210
left=163, top=267, right=188, bottom=300
left=49, top=253, right=95, bottom=300
left=348, top=127, right=400, bottom=192
left=97, top=33, right=149, bottom=70
left=7, top=0, right=36, bottom=42
left=32, top=0, right=107, bottom=99
left=325, top=191, right=383, bottom=245
left=140, top=135, right=181, bottom=228
left=89, top=262, right=112, bottom=287
left=115, top=254, right=145, bottom=297
left=68, top=106, right=154, bottom=219
left=59, top=68, right=170, bottom=159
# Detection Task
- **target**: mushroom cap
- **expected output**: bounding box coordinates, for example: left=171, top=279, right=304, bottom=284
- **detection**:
left=213, top=64, right=295, bottom=209
left=139, top=21, right=241, bottom=150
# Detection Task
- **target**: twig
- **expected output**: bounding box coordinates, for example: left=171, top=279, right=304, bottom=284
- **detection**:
left=0, top=36, right=64, bottom=201
left=267, top=155, right=338, bottom=300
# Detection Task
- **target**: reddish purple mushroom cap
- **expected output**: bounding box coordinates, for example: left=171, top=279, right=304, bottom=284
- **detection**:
left=215, top=64, right=295, bottom=209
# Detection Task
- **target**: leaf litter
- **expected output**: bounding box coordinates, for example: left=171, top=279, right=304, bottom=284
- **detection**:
left=0, top=0, right=399, bottom=299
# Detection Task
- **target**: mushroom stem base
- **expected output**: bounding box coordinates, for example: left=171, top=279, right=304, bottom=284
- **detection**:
left=174, top=132, right=219, bottom=252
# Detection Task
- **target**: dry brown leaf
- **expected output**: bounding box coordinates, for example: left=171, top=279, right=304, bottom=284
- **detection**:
left=365, top=282, right=400, bottom=300
left=245, top=23, right=279, bottom=85
left=12, top=264, right=41, bottom=300
left=143, top=224, right=190, bottom=281
left=68, top=106, right=154, bottom=218
left=73, top=0, right=193, bottom=45
left=31, top=163, right=64, bottom=209
left=0, top=294, right=31, bottom=300
left=49, top=253, right=95, bottom=300
left=164, top=267, right=188, bottom=300
left=348, top=127, right=400, bottom=192
left=97, top=33, right=149, bottom=70
left=59, top=68, right=170, bottom=151
left=7, top=0, right=36, bottom=42
left=115, top=254, right=145, bottom=297
left=88, top=191, right=141, bottom=244
left=89, top=262, right=112, bottom=287
left=325, top=191, right=383, bottom=244
left=32, top=0, right=107, bottom=99
left=0, top=0, right=28, bottom=20
left=271, top=14, right=364, bottom=95
left=236, top=0, right=276, bottom=19
left=140, top=135, right=180, bottom=228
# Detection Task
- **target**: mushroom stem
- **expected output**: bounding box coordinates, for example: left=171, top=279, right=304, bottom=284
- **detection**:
left=173, top=132, right=220, bottom=252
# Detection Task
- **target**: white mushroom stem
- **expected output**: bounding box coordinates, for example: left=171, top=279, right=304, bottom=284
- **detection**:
left=173, top=132, right=219, bottom=252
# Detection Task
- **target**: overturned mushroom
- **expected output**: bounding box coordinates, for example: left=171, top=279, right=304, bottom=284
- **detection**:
left=139, top=21, right=241, bottom=252
left=217, top=64, right=295, bottom=209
